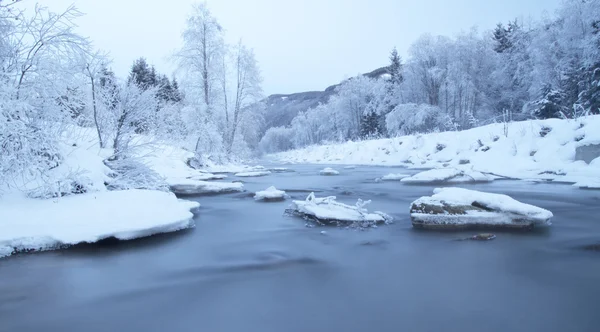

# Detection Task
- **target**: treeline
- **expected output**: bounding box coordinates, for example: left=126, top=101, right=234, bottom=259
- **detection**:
left=259, top=0, right=599, bottom=153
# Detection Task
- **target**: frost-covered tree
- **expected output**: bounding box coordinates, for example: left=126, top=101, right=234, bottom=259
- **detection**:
left=175, top=2, right=224, bottom=113
left=386, top=103, right=450, bottom=136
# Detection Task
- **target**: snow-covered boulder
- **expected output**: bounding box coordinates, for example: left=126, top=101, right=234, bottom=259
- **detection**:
left=234, top=171, right=272, bottom=177
left=320, top=167, right=340, bottom=176
left=410, top=187, right=553, bottom=230
left=380, top=173, right=411, bottom=181
left=0, top=190, right=200, bottom=258
left=287, top=193, right=393, bottom=227
left=254, top=186, right=287, bottom=202
left=169, top=179, right=244, bottom=195
left=401, top=168, right=493, bottom=184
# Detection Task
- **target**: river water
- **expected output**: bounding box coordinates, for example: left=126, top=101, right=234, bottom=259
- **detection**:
left=1, top=164, right=599, bottom=332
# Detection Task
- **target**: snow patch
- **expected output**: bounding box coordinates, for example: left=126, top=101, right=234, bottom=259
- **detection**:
left=234, top=171, right=272, bottom=177
left=402, top=168, right=493, bottom=184
left=0, top=190, right=199, bottom=258
left=254, top=186, right=287, bottom=201
left=320, top=167, right=340, bottom=176
left=380, top=173, right=411, bottom=181
left=168, top=179, right=244, bottom=195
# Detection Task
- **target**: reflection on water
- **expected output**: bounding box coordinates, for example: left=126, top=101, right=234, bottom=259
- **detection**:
left=1, top=164, right=599, bottom=332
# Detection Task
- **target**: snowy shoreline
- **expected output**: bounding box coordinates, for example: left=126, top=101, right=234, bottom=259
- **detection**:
left=271, top=116, right=600, bottom=188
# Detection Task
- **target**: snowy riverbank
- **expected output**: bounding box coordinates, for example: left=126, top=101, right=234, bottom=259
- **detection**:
left=0, top=126, right=253, bottom=258
left=271, top=116, right=600, bottom=188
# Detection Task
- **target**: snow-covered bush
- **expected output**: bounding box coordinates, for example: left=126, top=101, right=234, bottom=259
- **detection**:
left=386, top=103, right=450, bottom=136
left=259, top=126, right=294, bottom=153
left=104, top=158, right=168, bottom=191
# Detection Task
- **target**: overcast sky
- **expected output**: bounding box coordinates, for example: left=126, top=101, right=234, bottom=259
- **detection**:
left=19, top=0, right=561, bottom=95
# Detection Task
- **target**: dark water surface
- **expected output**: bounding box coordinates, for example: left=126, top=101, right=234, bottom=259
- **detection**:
left=1, top=164, right=599, bottom=332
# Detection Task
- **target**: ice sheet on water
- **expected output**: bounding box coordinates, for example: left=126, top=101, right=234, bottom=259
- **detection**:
left=234, top=171, right=272, bottom=177
left=402, top=167, right=493, bottom=184
left=168, top=178, right=244, bottom=195
left=0, top=190, right=199, bottom=258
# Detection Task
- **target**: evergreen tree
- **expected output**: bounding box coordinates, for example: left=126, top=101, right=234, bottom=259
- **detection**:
left=492, top=23, right=511, bottom=53
left=128, top=58, right=154, bottom=90
left=99, top=66, right=119, bottom=109
left=389, top=47, right=403, bottom=86
left=171, top=78, right=182, bottom=102
left=360, top=111, right=382, bottom=138
left=530, top=84, right=568, bottom=119
left=157, top=75, right=172, bottom=103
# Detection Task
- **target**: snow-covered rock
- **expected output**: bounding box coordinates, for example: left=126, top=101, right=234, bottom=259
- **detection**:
left=380, top=173, right=411, bottom=181
left=0, top=190, right=199, bottom=258
left=168, top=179, right=244, bottom=195
left=254, top=186, right=287, bottom=202
left=320, top=167, right=340, bottom=176
left=288, top=193, right=393, bottom=227
left=234, top=171, right=272, bottom=177
left=410, top=187, right=553, bottom=230
left=401, top=168, right=493, bottom=184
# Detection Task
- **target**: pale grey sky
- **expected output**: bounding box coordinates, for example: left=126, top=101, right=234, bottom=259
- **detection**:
left=20, top=0, right=561, bottom=95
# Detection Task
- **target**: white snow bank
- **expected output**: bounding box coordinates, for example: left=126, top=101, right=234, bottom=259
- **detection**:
left=288, top=193, right=393, bottom=227
left=410, top=187, right=553, bottom=229
left=187, top=173, right=228, bottom=181
left=234, top=171, right=271, bottom=177
left=574, top=179, right=600, bottom=189
left=168, top=179, right=244, bottom=195
left=380, top=173, right=411, bottom=181
left=401, top=167, right=493, bottom=184
left=254, top=186, right=287, bottom=201
left=320, top=167, right=340, bottom=176
left=272, top=115, right=600, bottom=187
left=268, top=167, right=294, bottom=173
left=0, top=190, right=200, bottom=258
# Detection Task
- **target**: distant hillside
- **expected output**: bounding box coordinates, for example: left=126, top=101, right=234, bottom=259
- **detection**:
left=262, top=66, right=389, bottom=131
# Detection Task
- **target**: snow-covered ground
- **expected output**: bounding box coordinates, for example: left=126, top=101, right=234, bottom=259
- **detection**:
left=0, top=190, right=199, bottom=258
left=272, top=116, right=600, bottom=188
left=254, top=186, right=287, bottom=201
left=288, top=193, right=393, bottom=227
left=410, top=187, right=553, bottom=229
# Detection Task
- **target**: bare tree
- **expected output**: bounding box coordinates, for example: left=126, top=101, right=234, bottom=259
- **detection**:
left=225, top=41, right=262, bottom=154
